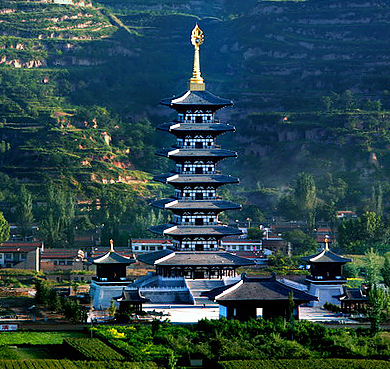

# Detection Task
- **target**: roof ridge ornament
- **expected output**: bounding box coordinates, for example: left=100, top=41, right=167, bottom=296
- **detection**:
left=110, top=239, right=114, bottom=253
left=189, top=24, right=205, bottom=91
left=324, top=235, right=329, bottom=251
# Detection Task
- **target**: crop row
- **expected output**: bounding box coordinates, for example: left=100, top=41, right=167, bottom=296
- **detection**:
left=219, top=359, right=390, bottom=369
left=63, top=338, right=125, bottom=361
left=0, top=360, right=158, bottom=369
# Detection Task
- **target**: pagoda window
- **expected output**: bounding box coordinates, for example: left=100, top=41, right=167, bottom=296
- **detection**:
left=195, top=218, right=204, bottom=225
left=186, top=142, right=191, bottom=146
left=195, top=142, right=203, bottom=149
left=195, top=167, right=203, bottom=174
left=209, top=218, right=214, bottom=223
left=195, top=193, right=203, bottom=200
left=196, top=116, right=203, bottom=123
left=177, top=114, right=184, bottom=122
left=208, top=167, right=213, bottom=172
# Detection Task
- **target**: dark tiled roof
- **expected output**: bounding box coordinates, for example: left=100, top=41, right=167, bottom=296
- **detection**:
left=41, top=249, right=82, bottom=259
left=153, top=173, right=239, bottom=185
left=137, top=249, right=174, bottom=265
left=149, top=224, right=242, bottom=237
left=156, top=148, right=236, bottom=159
left=1, top=242, right=42, bottom=248
left=158, top=122, right=235, bottom=133
left=151, top=198, right=241, bottom=211
left=155, top=251, right=255, bottom=267
left=91, top=251, right=135, bottom=265
left=205, top=275, right=317, bottom=302
left=160, top=90, right=233, bottom=107
left=339, top=287, right=368, bottom=302
left=302, top=249, right=352, bottom=263
left=116, top=289, right=149, bottom=303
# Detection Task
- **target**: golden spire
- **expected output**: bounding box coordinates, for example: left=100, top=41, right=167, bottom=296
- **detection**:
left=189, top=24, right=205, bottom=91
left=324, top=235, right=329, bottom=251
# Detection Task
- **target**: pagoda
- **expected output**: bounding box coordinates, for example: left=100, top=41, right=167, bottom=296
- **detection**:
left=150, top=24, right=243, bottom=254
left=127, top=25, right=254, bottom=304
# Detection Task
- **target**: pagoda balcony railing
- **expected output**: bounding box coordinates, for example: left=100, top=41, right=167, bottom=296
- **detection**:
left=307, top=275, right=346, bottom=282
left=173, top=118, right=221, bottom=124
left=92, top=277, right=131, bottom=283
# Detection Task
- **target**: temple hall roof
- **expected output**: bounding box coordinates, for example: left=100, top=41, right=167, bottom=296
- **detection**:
left=204, top=275, right=317, bottom=303
left=160, top=90, right=233, bottom=108
left=138, top=251, right=254, bottom=267
left=153, top=173, right=239, bottom=185
left=149, top=224, right=242, bottom=237
left=152, top=198, right=241, bottom=211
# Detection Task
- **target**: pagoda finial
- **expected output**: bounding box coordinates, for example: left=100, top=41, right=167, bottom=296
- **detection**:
left=189, top=24, right=205, bottom=91
left=110, top=239, right=114, bottom=252
left=324, top=235, right=329, bottom=251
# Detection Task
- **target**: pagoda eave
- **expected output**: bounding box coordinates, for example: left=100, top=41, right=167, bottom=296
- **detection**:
left=156, top=148, right=237, bottom=159
left=151, top=198, right=241, bottom=211
left=160, top=90, right=233, bottom=108
left=157, top=122, right=235, bottom=134
left=153, top=173, right=239, bottom=185
left=149, top=224, right=242, bottom=237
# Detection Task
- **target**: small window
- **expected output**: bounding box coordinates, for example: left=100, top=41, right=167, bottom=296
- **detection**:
left=67, top=261, right=73, bottom=266
left=185, top=218, right=189, bottom=223
left=186, top=142, right=191, bottom=146
left=208, top=167, right=213, bottom=171
left=53, top=261, right=58, bottom=265
left=150, top=246, right=155, bottom=251
left=59, top=260, right=65, bottom=265
left=209, top=218, right=214, bottom=223
left=5, top=254, right=12, bottom=260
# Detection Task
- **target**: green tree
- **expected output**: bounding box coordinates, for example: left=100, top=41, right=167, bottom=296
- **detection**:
left=283, top=229, right=317, bottom=256
left=367, top=285, right=389, bottom=333
left=109, top=299, right=117, bottom=318
left=0, top=211, right=10, bottom=243
left=38, top=182, right=75, bottom=247
left=364, top=248, right=381, bottom=287
left=15, top=185, right=34, bottom=238
left=382, top=253, right=390, bottom=288
left=294, top=173, right=317, bottom=230
left=247, top=227, right=264, bottom=240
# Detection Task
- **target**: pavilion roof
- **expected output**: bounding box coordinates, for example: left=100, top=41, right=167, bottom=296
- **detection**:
left=153, top=173, right=239, bottom=185
left=149, top=224, right=242, bottom=237
left=116, top=289, right=149, bottom=303
left=339, top=287, right=368, bottom=302
left=91, top=250, right=135, bottom=265
left=302, top=249, right=352, bottom=264
left=151, top=198, right=241, bottom=211
left=204, top=275, right=317, bottom=302
left=160, top=90, right=233, bottom=108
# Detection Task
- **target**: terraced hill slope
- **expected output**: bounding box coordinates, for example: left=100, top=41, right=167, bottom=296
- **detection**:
left=1, top=0, right=390, bottom=214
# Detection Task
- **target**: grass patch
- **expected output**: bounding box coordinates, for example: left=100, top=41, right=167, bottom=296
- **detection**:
left=0, top=332, right=88, bottom=345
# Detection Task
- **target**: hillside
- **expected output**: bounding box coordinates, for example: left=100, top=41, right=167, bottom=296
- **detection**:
left=1, top=0, right=390, bottom=218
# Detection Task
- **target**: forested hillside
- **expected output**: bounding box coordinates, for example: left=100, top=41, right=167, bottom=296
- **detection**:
left=1, top=0, right=390, bottom=243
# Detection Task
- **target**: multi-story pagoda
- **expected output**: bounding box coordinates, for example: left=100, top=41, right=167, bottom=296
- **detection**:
left=150, top=24, right=242, bottom=253
left=127, top=25, right=254, bottom=304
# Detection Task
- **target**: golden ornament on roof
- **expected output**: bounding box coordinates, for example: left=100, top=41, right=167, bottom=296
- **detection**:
left=191, top=24, right=204, bottom=48
left=189, top=24, right=205, bottom=91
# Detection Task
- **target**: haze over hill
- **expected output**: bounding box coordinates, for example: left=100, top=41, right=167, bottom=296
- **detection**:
left=1, top=0, right=390, bottom=219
